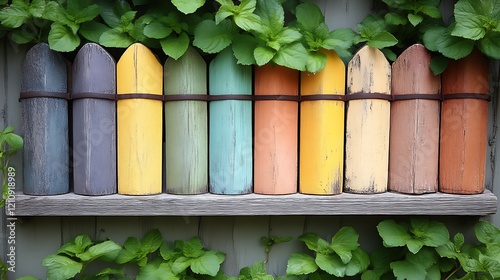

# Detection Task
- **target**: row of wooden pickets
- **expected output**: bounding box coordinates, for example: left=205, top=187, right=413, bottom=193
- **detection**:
left=20, top=42, right=490, bottom=197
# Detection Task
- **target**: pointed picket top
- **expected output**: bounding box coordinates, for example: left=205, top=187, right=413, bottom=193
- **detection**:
left=300, top=49, right=346, bottom=194
left=164, top=46, right=208, bottom=194
left=72, top=43, right=117, bottom=195
left=389, top=44, right=440, bottom=194
left=117, top=43, right=163, bottom=195
left=21, top=43, right=69, bottom=195
left=440, top=49, right=489, bottom=194
left=345, top=45, right=391, bottom=194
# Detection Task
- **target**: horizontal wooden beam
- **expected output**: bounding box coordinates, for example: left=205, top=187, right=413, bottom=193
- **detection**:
left=10, top=190, right=497, bottom=216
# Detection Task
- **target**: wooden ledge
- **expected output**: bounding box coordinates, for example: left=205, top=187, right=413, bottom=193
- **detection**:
left=10, top=190, right=497, bottom=216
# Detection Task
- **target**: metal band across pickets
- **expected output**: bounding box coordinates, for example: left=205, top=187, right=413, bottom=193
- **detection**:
left=116, top=93, right=164, bottom=101
left=164, top=94, right=209, bottom=101
left=392, top=94, right=442, bottom=101
left=208, top=95, right=253, bottom=101
left=300, top=94, right=345, bottom=102
left=254, top=95, right=300, bottom=101
left=71, top=92, right=116, bottom=100
left=442, top=93, right=491, bottom=101
left=345, top=92, right=392, bottom=101
left=19, top=91, right=69, bottom=100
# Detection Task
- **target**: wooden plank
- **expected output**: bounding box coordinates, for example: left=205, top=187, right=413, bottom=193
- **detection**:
left=20, top=43, right=69, bottom=195
left=345, top=45, right=391, bottom=193
left=164, top=47, right=208, bottom=194
left=72, top=43, right=116, bottom=195
left=117, top=43, right=163, bottom=195
left=389, top=44, right=440, bottom=194
left=300, top=49, right=345, bottom=194
left=440, top=49, right=489, bottom=194
left=254, top=64, right=298, bottom=194
left=209, top=47, right=253, bottom=194
left=13, top=190, right=497, bottom=216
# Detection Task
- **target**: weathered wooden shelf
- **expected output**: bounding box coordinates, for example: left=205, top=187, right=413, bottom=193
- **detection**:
left=11, top=190, right=497, bottom=216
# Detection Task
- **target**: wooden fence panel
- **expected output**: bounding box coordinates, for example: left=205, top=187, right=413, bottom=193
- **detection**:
left=164, top=47, right=208, bottom=194
left=345, top=45, right=391, bottom=194
left=300, top=49, right=345, bottom=195
left=209, top=48, right=253, bottom=194
left=440, top=50, right=490, bottom=194
left=20, top=43, right=69, bottom=195
left=117, top=43, right=163, bottom=195
left=72, top=43, right=116, bottom=195
left=254, top=64, right=299, bottom=194
left=389, top=44, right=440, bottom=194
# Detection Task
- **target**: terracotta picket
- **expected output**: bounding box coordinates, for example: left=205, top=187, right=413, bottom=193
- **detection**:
left=254, top=64, right=298, bottom=194
left=164, top=47, right=208, bottom=194
left=300, top=49, right=345, bottom=195
left=20, top=43, right=69, bottom=195
left=389, top=44, right=440, bottom=194
left=72, top=43, right=117, bottom=195
left=440, top=49, right=489, bottom=194
left=344, top=45, right=391, bottom=194
left=116, top=43, right=163, bottom=195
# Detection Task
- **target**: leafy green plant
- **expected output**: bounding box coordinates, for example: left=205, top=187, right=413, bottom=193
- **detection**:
left=0, top=125, right=23, bottom=207
left=0, top=0, right=50, bottom=45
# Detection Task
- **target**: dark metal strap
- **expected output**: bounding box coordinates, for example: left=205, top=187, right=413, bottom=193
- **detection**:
left=443, top=93, right=491, bottom=101
left=71, top=92, right=116, bottom=100
left=254, top=95, right=300, bottom=102
left=209, top=95, right=253, bottom=101
left=164, top=94, right=209, bottom=101
left=392, top=94, right=442, bottom=101
left=116, top=93, right=163, bottom=101
left=20, top=91, right=69, bottom=100
left=300, top=94, right=345, bottom=101
left=345, top=92, right=392, bottom=101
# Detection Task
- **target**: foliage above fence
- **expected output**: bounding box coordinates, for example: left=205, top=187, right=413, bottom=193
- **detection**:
left=0, top=0, right=499, bottom=73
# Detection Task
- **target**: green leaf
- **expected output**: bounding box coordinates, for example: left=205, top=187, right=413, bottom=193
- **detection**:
left=299, top=233, right=321, bottom=252
left=428, top=54, right=448, bottom=76
left=435, top=25, right=475, bottom=59
left=273, top=42, right=308, bottom=71
left=137, top=262, right=179, bottom=280
left=475, top=221, right=500, bottom=246
left=29, top=0, right=45, bottom=18
left=423, top=26, right=446, bottom=52
left=255, top=0, right=284, bottom=35
left=331, top=227, right=359, bottom=264
left=171, top=0, right=205, bottom=14
left=172, top=256, right=193, bottom=275
left=377, top=220, right=411, bottom=248
left=296, top=2, right=324, bottom=31
left=345, top=247, right=370, bottom=276
left=5, top=133, right=23, bottom=151
left=42, top=255, right=83, bottom=280
left=478, top=31, right=500, bottom=59
left=76, top=240, right=121, bottom=262
left=315, top=253, right=346, bottom=277
left=124, top=237, right=141, bottom=252
left=143, top=21, right=173, bottom=39
left=286, top=253, right=318, bottom=275
left=193, top=19, right=232, bottom=53
left=232, top=34, right=258, bottom=65
left=10, top=28, right=37, bottom=44
left=384, top=12, right=407, bottom=26
left=0, top=4, right=30, bottom=28
left=323, top=28, right=357, bottom=50
left=366, top=31, right=398, bottom=49
left=420, top=5, right=442, bottom=19
left=100, top=0, right=132, bottom=28
left=452, top=0, right=496, bottom=40
left=161, top=32, right=189, bottom=60
left=407, top=13, right=423, bottom=26
left=234, top=12, right=261, bottom=32
left=79, top=21, right=110, bottom=43
left=99, top=29, right=134, bottom=48
left=276, top=28, right=302, bottom=45
left=215, top=4, right=234, bottom=24
left=191, top=251, right=222, bottom=276
left=142, top=229, right=163, bottom=254
left=73, top=4, right=100, bottom=24
left=254, top=46, right=275, bottom=66
left=182, top=236, right=205, bottom=258
left=115, top=248, right=137, bottom=264
left=48, top=22, right=80, bottom=52
left=410, top=218, right=450, bottom=248
left=390, top=259, right=427, bottom=280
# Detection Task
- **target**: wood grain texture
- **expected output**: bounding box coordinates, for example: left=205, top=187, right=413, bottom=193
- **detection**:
left=254, top=64, right=298, bottom=194
left=117, top=43, right=163, bottom=195
left=164, top=47, right=208, bottom=194
left=389, top=44, right=440, bottom=194
left=345, top=45, right=391, bottom=194
left=440, top=49, right=490, bottom=194
left=21, top=43, right=69, bottom=195
left=72, top=43, right=116, bottom=195
left=209, top=48, right=253, bottom=194
left=300, top=49, right=345, bottom=194
left=13, top=190, right=497, bottom=216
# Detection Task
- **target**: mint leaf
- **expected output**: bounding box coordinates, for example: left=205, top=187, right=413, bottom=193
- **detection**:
left=5, top=133, right=23, bottom=151
left=182, top=237, right=205, bottom=258
left=172, top=0, right=205, bottom=14
left=100, top=0, right=132, bottom=28
left=475, top=221, right=500, bottom=246
left=420, top=4, right=442, bottom=18
left=478, top=31, right=500, bottom=59
left=79, top=21, right=110, bottom=43
left=286, top=253, right=318, bottom=275
left=137, top=262, right=179, bottom=280
left=77, top=240, right=121, bottom=262
left=377, top=220, right=411, bottom=248
left=143, top=21, right=173, bottom=39
left=232, top=34, right=258, bottom=65
left=99, top=29, right=135, bottom=48
left=390, top=259, right=426, bottom=280
left=193, top=19, right=233, bottom=53
left=366, top=31, right=398, bottom=49
left=142, top=229, right=163, bottom=254
left=345, top=247, right=370, bottom=276
left=435, top=25, right=475, bottom=59
left=172, top=256, right=193, bottom=275
left=316, top=253, right=346, bottom=277
left=423, top=26, right=446, bottom=51
left=10, top=28, right=37, bottom=44
left=254, top=46, right=275, bottom=66
left=305, top=51, right=326, bottom=73
left=331, top=227, right=359, bottom=264
left=73, top=4, right=100, bottom=24
left=48, top=22, right=80, bottom=52
left=234, top=12, right=261, bottom=32
left=255, top=0, right=284, bottom=35
left=410, top=218, right=449, bottom=248
left=299, top=233, right=321, bottom=252
left=452, top=0, right=494, bottom=40
left=161, top=32, right=189, bottom=60
left=42, top=255, right=83, bottom=280
left=191, top=251, right=222, bottom=276
left=384, top=12, right=407, bottom=26
left=0, top=3, right=30, bottom=28
left=296, top=2, right=324, bottom=31
left=408, top=13, right=423, bottom=26
left=273, top=42, right=307, bottom=71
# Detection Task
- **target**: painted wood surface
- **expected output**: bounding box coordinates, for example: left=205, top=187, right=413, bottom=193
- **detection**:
left=254, top=64, right=298, bottom=194
left=209, top=48, right=253, bottom=194
left=300, top=49, right=345, bottom=195
left=345, top=45, right=391, bottom=194
left=440, top=50, right=489, bottom=194
left=13, top=190, right=497, bottom=216
left=117, top=43, right=163, bottom=195
left=389, top=44, right=440, bottom=194
left=21, top=43, right=69, bottom=195
left=72, top=43, right=116, bottom=195
left=164, top=47, right=208, bottom=194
